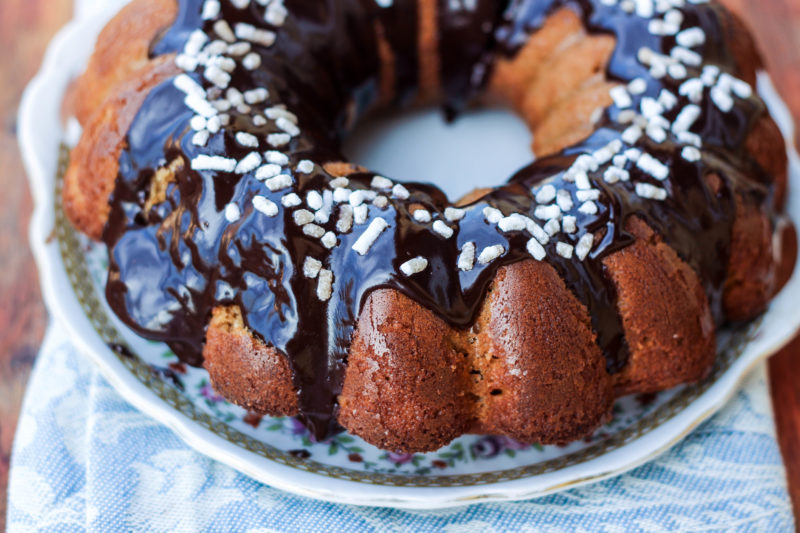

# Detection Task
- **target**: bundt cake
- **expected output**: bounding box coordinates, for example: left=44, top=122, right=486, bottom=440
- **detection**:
left=62, top=0, right=797, bottom=453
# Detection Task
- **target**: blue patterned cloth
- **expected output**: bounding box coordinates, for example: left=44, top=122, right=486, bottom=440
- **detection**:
left=6, top=324, right=794, bottom=532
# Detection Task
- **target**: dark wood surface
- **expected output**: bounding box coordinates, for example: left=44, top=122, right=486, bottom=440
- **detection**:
left=0, top=0, right=799, bottom=529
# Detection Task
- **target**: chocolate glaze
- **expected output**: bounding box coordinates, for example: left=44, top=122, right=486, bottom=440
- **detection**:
left=101, top=0, right=774, bottom=438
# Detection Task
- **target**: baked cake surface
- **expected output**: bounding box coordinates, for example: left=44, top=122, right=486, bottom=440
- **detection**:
left=62, top=0, right=796, bottom=452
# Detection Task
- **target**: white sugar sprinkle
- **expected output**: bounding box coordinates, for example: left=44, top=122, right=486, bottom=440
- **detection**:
left=679, top=78, right=705, bottom=103
left=432, top=220, right=454, bottom=239
left=192, top=130, right=210, bottom=147
left=281, top=193, right=302, bottom=207
left=244, top=88, right=269, bottom=104
left=265, top=151, right=289, bottom=165
left=303, top=257, right=322, bottom=278
left=635, top=182, right=668, bottom=200
left=658, top=89, right=678, bottom=110
left=628, top=78, right=648, bottom=96
left=413, top=209, right=432, bottom=223
left=314, top=207, right=330, bottom=224
left=622, top=125, right=643, bottom=145
left=303, top=224, right=325, bottom=238
left=255, top=164, right=282, bottom=180
left=265, top=107, right=298, bottom=122
left=204, top=65, right=231, bottom=88
left=329, top=177, right=349, bottom=189
left=557, top=189, right=574, bottom=212
left=243, top=52, right=261, bottom=70
left=213, top=20, right=236, bottom=42
left=392, top=183, right=410, bottom=199
left=265, top=174, right=292, bottom=191
left=574, top=154, right=599, bottom=173
left=671, top=46, right=702, bottom=67
left=677, top=27, right=706, bottom=48
left=636, top=153, right=669, bottom=180
left=578, top=201, right=598, bottom=215
left=399, top=257, right=428, bottom=276
left=478, top=245, right=505, bottom=265
left=575, top=233, right=594, bottom=260
left=640, top=97, right=663, bottom=119
left=593, top=140, right=623, bottom=165
left=175, top=54, right=199, bottom=72
left=625, top=148, right=642, bottom=162
left=534, top=204, right=561, bottom=221
left=354, top=204, right=369, bottom=225
left=293, top=209, right=314, bottom=226
left=527, top=219, right=549, bottom=245
left=444, top=207, right=465, bottom=222
left=332, top=188, right=351, bottom=203
left=562, top=215, right=577, bottom=234
left=252, top=195, right=278, bottom=217
left=192, top=155, right=236, bottom=172
left=498, top=215, right=527, bottom=232
left=337, top=205, right=354, bottom=233
left=295, top=160, right=314, bottom=174
left=202, top=1, right=221, bottom=20
left=235, top=151, right=262, bottom=174
left=321, top=232, right=338, bottom=249
left=678, top=131, right=702, bottom=147
left=348, top=190, right=368, bottom=206
left=235, top=23, right=276, bottom=47
left=265, top=1, right=288, bottom=26
left=236, top=131, right=260, bottom=145
left=556, top=242, right=574, bottom=259
left=604, top=166, right=629, bottom=183
left=224, top=203, right=241, bottom=222
left=710, top=86, right=734, bottom=112
left=682, top=146, right=702, bottom=162
left=184, top=94, right=218, bottom=118
left=307, top=191, right=323, bottom=210
left=576, top=189, right=600, bottom=202
left=483, top=207, right=503, bottom=224
left=526, top=238, right=546, bottom=261
left=227, top=42, right=251, bottom=57
left=190, top=115, right=207, bottom=131
left=317, top=269, right=333, bottom=301
left=206, top=116, right=222, bottom=134
left=544, top=218, right=560, bottom=236
left=535, top=184, right=557, bottom=204
left=458, top=242, right=476, bottom=271
left=672, top=104, right=701, bottom=133
left=276, top=116, right=300, bottom=137
left=371, top=175, right=393, bottom=189
left=174, top=74, right=205, bottom=98
left=646, top=124, right=667, bottom=143
left=267, top=133, right=291, bottom=147
left=352, top=218, right=389, bottom=255
left=610, top=86, right=632, bottom=108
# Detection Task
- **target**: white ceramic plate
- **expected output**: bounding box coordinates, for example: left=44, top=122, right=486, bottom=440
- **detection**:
left=19, top=5, right=800, bottom=509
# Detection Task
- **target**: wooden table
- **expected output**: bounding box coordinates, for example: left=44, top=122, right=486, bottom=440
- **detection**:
left=0, top=0, right=799, bottom=529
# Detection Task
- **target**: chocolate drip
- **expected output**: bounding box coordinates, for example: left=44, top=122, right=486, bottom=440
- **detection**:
left=102, top=0, right=774, bottom=438
left=437, top=0, right=508, bottom=116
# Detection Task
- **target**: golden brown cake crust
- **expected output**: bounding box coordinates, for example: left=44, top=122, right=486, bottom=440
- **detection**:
left=606, top=217, right=716, bottom=395
left=204, top=306, right=298, bottom=416
left=65, top=0, right=178, bottom=126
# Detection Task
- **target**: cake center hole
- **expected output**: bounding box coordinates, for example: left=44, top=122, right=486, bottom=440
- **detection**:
left=343, top=107, right=533, bottom=202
